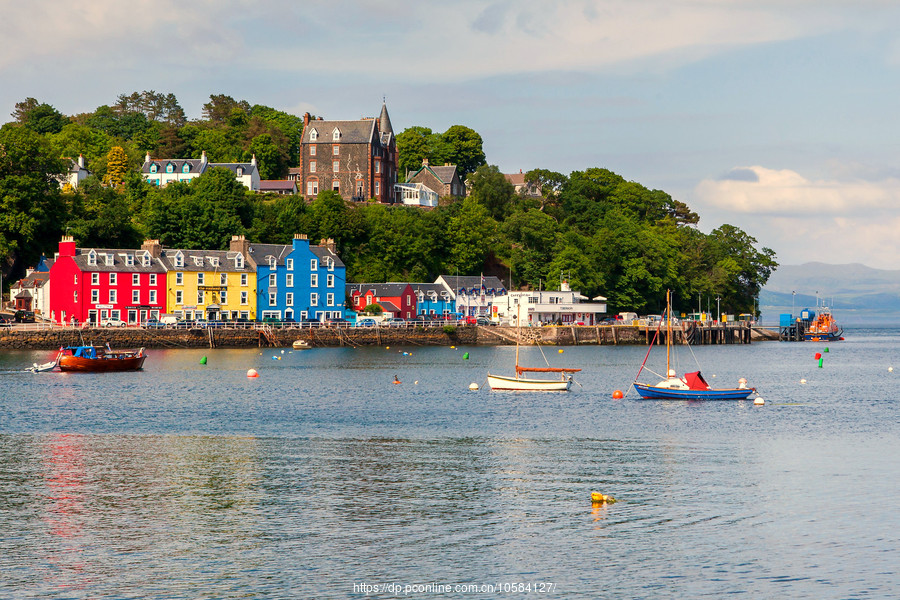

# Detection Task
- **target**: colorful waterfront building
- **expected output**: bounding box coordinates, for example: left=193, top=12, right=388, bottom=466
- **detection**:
left=156, top=242, right=256, bottom=321
left=49, top=237, right=167, bottom=325
left=434, top=274, right=507, bottom=318
left=346, top=283, right=417, bottom=319
left=239, top=235, right=346, bottom=322
left=409, top=283, right=455, bottom=316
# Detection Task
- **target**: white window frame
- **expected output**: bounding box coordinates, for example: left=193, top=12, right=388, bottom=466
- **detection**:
left=269, top=273, right=277, bottom=287
left=109, top=273, right=117, bottom=286
left=91, top=272, right=99, bottom=285
left=175, top=290, right=183, bottom=304
left=286, top=292, right=293, bottom=306
left=150, top=274, right=157, bottom=286
left=241, top=273, right=248, bottom=286
left=286, top=274, right=293, bottom=287
left=286, top=258, right=293, bottom=271
left=109, top=289, right=117, bottom=303
left=310, top=274, right=318, bottom=287
left=220, top=273, right=227, bottom=286
left=327, top=274, right=335, bottom=288
left=241, top=291, right=248, bottom=305
left=132, top=290, right=140, bottom=304
left=91, top=289, right=99, bottom=303
left=132, top=273, right=140, bottom=285
left=176, top=272, right=183, bottom=285
left=197, top=273, right=204, bottom=285
left=149, top=290, right=157, bottom=304
left=327, top=293, right=334, bottom=306
left=310, top=293, right=319, bottom=307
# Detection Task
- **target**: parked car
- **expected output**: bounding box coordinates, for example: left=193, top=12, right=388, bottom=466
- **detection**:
left=326, top=317, right=351, bottom=327
left=0, top=315, right=11, bottom=327
left=356, top=318, right=377, bottom=328
left=475, top=316, right=497, bottom=326
left=143, top=318, right=167, bottom=329
left=101, top=318, right=127, bottom=327
left=457, top=316, right=477, bottom=325
left=14, top=310, right=35, bottom=323
left=383, top=317, right=406, bottom=327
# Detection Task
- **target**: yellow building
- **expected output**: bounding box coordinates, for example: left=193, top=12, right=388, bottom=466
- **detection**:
left=159, top=247, right=257, bottom=321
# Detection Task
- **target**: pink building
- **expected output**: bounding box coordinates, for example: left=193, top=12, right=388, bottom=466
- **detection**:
left=49, top=237, right=167, bottom=326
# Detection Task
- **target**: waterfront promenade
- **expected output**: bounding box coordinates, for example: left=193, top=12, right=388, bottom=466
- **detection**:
left=0, top=321, right=772, bottom=350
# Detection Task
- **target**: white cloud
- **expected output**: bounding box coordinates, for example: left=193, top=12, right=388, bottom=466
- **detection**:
left=695, top=166, right=900, bottom=216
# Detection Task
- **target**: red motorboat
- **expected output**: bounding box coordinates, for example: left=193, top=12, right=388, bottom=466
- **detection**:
left=58, top=345, right=146, bottom=372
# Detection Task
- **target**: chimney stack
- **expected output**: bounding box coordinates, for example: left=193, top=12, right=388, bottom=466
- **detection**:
left=230, top=235, right=250, bottom=256
left=141, top=239, right=162, bottom=258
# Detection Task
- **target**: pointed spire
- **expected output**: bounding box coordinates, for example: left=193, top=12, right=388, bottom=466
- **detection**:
left=379, top=102, right=393, bottom=135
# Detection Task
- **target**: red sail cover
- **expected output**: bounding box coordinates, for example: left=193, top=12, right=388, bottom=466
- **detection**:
left=684, top=371, right=710, bottom=390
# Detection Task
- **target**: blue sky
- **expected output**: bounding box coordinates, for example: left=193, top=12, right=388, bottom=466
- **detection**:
left=4, top=1, right=900, bottom=269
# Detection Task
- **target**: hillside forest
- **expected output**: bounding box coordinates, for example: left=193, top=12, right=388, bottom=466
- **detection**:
left=0, top=92, right=777, bottom=316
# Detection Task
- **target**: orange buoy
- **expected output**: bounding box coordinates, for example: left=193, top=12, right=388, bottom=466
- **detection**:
left=612, top=390, right=624, bottom=399
left=247, top=369, right=259, bottom=378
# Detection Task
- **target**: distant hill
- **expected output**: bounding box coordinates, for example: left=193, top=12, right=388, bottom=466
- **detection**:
left=760, top=262, right=900, bottom=325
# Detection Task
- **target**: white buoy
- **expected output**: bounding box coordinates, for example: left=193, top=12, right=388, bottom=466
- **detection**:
left=469, top=382, right=479, bottom=390
left=754, top=397, right=765, bottom=406
left=800, top=379, right=807, bottom=384
left=890, top=367, right=894, bottom=372
left=414, top=380, right=419, bottom=385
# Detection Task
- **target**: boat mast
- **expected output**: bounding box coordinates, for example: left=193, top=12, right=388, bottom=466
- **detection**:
left=515, top=301, right=521, bottom=377
left=666, top=289, right=672, bottom=377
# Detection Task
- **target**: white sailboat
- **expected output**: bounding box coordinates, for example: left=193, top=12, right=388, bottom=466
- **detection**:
left=487, top=302, right=580, bottom=391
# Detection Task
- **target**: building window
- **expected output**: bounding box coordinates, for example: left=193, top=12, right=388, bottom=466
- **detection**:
left=375, top=161, right=381, bottom=174
left=236, top=167, right=243, bottom=177
left=91, top=289, right=99, bottom=303
left=125, top=254, right=134, bottom=266
left=197, top=273, right=204, bottom=285
left=132, top=290, right=140, bottom=304
left=269, top=273, right=276, bottom=287
left=92, top=272, right=99, bottom=285
left=309, top=129, right=318, bottom=141
left=73, top=291, right=77, bottom=303
left=333, top=145, right=339, bottom=156
left=241, top=291, right=248, bottom=305
left=182, top=164, right=190, bottom=173
left=74, top=273, right=78, bottom=285
left=220, top=273, right=227, bottom=286
left=220, top=291, right=227, bottom=304
left=149, top=290, right=157, bottom=304
left=109, top=290, right=117, bottom=303
left=286, top=274, right=293, bottom=287
left=332, top=160, right=339, bottom=173
left=176, top=272, right=183, bottom=285
left=332, top=128, right=341, bottom=141
left=311, top=259, right=318, bottom=271
left=176, top=290, right=183, bottom=304
left=142, top=253, right=151, bottom=267
left=150, top=164, right=157, bottom=174
left=133, top=273, right=140, bottom=285
left=197, top=290, right=204, bottom=304
left=327, top=274, right=335, bottom=287
left=309, top=160, right=316, bottom=173
left=286, top=258, right=293, bottom=271
left=286, top=293, right=293, bottom=306
left=327, top=293, right=334, bottom=306
left=166, top=163, right=174, bottom=173
left=109, top=273, right=117, bottom=285
left=310, top=293, right=318, bottom=306
left=174, top=253, right=184, bottom=268
left=332, top=180, right=340, bottom=192
left=88, top=251, right=97, bottom=265
left=375, top=181, right=380, bottom=196
left=150, top=274, right=157, bottom=286
left=310, top=274, right=318, bottom=287
left=235, top=254, right=244, bottom=269
left=269, top=292, right=276, bottom=306
left=307, top=180, right=318, bottom=196
left=310, top=145, right=316, bottom=156
left=105, top=253, right=113, bottom=266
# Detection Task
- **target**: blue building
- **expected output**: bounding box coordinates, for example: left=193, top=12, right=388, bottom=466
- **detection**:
left=409, top=282, right=455, bottom=316
left=238, top=235, right=346, bottom=321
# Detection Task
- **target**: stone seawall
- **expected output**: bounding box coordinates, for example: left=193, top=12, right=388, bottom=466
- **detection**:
left=0, top=323, right=761, bottom=350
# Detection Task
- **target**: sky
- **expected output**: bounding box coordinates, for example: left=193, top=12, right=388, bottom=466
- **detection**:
left=3, top=0, right=900, bottom=269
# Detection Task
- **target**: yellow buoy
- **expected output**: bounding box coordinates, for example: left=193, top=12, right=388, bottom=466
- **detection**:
left=591, top=492, right=616, bottom=504
left=558, top=349, right=564, bottom=354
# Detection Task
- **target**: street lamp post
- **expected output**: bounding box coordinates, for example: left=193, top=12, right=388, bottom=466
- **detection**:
left=792, top=290, right=795, bottom=317
left=716, top=296, right=721, bottom=322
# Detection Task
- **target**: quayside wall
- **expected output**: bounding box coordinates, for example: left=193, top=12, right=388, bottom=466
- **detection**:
left=0, top=323, right=770, bottom=351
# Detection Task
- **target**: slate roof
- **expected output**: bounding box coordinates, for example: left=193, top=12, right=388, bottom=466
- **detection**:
left=260, top=180, right=297, bottom=192
left=310, top=245, right=345, bottom=268
left=408, top=282, right=449, bottom=296
left=141, top=158, right=204, bottom=175
left=157, top=248, right=254, bottom=273
left=346, top=283, right=411, bottom=297
left=436, top=275, right=507, bottom=294
left=70, top=248, right=166, bottom=273
left=14, top=271, right=50, bottom=289
left=303, top=119, right=377, bottom=145
left=248, top=243, right=345, bottom=269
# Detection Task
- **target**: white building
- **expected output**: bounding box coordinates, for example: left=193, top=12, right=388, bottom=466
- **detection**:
left=434, top=274, right=507, bottom=318
left=57, top=155, right=91, bottom=190
left=493, top=281, right=607, bottom=326
left=141, top=151, right=261, bottom=191
left=10, top=267, right=51, bottom=318
left=395, top=182, right=439, bottom=207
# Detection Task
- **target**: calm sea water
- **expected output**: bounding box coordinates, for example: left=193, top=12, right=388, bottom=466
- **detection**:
left=1, top=330, right=898, bottom=599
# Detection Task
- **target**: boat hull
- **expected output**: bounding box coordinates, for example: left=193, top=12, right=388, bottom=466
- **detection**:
left=803, top=332, right=843, bottom=342
left=633, top=382, right=754, bottom=400
left=487, top=373, right=572, bottom=391
left=58, top=354, right=146, bottom=372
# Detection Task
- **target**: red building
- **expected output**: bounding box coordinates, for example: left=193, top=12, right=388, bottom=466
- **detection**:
left=49, top=236, right=167, bottom=325
left=346, top=283, right=416, bottom=319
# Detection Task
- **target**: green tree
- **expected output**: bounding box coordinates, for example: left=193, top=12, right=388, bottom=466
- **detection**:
left=249, top=133, right=288, bottom=179
left=467, top=164, right=516, bottom=221
left=396, top=126, right=437, bottom=177
left=66, top=177, right=144, bottom=248
left=441, top=125, right=486, bottom=178
left=446, top=198, right=497, bottom=274
left=0, top=124, right=67, bottom=280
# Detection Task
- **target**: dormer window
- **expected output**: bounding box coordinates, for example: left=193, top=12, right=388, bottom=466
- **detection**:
left=125, top=254, right=134, bottom=266
left=87, top=250, right=97, bottom=266
left=149, top=164, right=158, bottom=174
left=166, top=163, right=174, bottom=173
left=193, top=256, right=204, bottom=267
left=209, top=257, right=219, bottom=267
left=332, top=128, right=341, bottom=141
left=174, top=251, right=184, bottom=268
left=141, top=252, right=151, bottom=267
left=236, top=167, right=243, bottom=177
left=182, top=164, right=190, bottom=174
left=104, top=253, right=114, bottom=266
left=268, top=256, right=277, bottom=269
left=235, top=254, right=244, bottom=269
left=309, top=128, right=318, bottom=141
left=326, top=257, right=334, bottom=271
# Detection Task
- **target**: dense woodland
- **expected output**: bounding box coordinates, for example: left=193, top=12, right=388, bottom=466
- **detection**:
left=0, top=92, right=777, bottom=315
